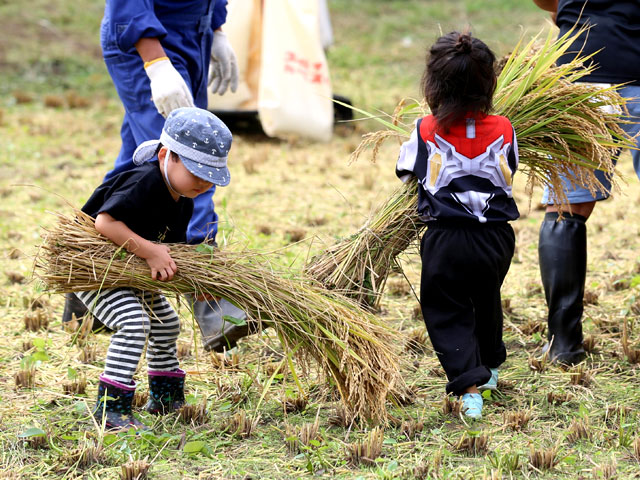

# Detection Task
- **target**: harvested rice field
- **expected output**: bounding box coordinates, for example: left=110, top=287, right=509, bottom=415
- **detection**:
left=1, top=1, right=639, bottom=479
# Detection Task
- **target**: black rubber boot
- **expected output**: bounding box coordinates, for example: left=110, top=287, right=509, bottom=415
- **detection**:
left=145, top=369, right=186, bottom=415
left=62, top=293, right=111, bottom=333
left=93, top=375, right=145, bottom=430
left=538, top=212, right=587, bottom=365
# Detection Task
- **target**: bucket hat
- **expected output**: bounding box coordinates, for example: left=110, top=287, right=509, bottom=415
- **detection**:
left=133, top=107, right=232, bottom=186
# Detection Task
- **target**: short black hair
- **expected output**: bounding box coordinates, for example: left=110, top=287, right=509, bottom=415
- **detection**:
left=421, top=31, right=496, bottom=131
left=154, top=142, right=178, bottom=161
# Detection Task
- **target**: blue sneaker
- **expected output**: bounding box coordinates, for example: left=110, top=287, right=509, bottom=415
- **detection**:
left=461, top=393, right=483, bottom=419
left=478, top=368, right=498, bottom=391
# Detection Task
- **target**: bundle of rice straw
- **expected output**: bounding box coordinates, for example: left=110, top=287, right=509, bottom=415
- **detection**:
left=35, top=211, right=403, bottom=423
left=306, top=178, right=422, bottom=308
left=306, top=27, right=635, bottom=308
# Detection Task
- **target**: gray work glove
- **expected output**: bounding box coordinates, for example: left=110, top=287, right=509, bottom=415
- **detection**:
left=208, top=31, right=239, bottom=95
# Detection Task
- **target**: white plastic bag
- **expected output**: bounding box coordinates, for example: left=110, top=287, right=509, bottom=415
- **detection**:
left=258, top=0, right=333, bottom=142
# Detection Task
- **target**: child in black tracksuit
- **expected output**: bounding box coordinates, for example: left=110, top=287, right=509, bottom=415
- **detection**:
left=396, top=32, right=519, bottom=419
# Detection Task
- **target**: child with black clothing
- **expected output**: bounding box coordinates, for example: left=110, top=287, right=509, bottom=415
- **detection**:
left=396, top=32, right=519, bottom=419
left=77, top=106, right=232, bottom=429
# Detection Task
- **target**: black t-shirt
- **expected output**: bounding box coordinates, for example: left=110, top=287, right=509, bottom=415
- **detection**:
left=395, top=115, right=520, bottom=224
left=556, top=0, right=640, bottom=86
left=82, top=161, right=194, bottom=243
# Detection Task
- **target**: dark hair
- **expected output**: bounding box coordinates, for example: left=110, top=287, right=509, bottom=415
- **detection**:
left=154, top=142, right=178, bottom=161
left=421, top=31, right=496, bottom=131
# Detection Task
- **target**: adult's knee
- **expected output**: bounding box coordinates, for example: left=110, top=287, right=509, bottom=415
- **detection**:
left=545, top=201, right=596, bottom=219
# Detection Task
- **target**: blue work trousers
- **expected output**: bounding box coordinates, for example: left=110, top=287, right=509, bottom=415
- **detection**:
left=101, top=2, right=219, bottom=243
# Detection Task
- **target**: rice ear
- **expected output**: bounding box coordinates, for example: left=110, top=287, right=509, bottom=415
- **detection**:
left=35, top=211, right=404, bottom=423
left=305, top=27, right=635, bottom=307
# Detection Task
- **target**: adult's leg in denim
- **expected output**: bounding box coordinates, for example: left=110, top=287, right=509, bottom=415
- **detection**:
left=541, top=80, right=623, bottom=208
left=618, top=85, right=640, bottom=179
left=105, top=110, right=165, bottom=180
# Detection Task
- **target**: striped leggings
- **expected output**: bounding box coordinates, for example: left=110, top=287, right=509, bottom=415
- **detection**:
left=76, top=288, right=180, bottom=385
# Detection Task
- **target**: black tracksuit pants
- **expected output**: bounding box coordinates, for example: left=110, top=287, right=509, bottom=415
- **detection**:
left=420, top=221, right=515, bottom=395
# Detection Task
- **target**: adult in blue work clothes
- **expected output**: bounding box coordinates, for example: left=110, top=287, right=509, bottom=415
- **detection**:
left=102, top=0, right=234, bottom=243
left=533, top=0, right=640, bottom=364
left=63, top=0, right=249, bottom=352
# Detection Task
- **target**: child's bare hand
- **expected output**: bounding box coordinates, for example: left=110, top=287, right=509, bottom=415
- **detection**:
left=146, top=244, right=177, bottom=281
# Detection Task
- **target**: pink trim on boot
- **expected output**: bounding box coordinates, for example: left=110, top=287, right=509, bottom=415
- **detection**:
left=99, top=373, right=136, bottom=391
left=147, top=368, right=185, bottom=378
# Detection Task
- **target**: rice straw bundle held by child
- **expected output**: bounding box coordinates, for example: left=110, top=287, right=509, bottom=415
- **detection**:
left=306, top=26, right=635, bottom=309
left=36, top=211, right=403, bottom=423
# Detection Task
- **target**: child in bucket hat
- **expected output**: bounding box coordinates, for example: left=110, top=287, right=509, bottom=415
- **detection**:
left=74, top=107, right=232, bottom=430
left=134, top=106, right=232, bottom=189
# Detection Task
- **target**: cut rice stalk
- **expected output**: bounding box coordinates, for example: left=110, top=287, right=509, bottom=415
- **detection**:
left=34, top=211, right=403, bottom=423
left=306, top=26, right=635, bottom=308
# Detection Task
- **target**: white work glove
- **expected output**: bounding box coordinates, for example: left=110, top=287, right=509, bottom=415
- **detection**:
left=144, top=58, right=195, bottom=117
left=208, top=31, right=239, bottom=95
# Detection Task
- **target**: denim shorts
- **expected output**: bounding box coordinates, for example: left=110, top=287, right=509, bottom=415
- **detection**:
left=542, top=84, right=640, bottom=204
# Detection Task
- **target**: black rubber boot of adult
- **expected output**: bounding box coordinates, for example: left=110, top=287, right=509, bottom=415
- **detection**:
left=62, top=293, right=111, bottom=332
left=93, top=375, right=146, bottom=430
left=538, top=212, right=587, bottom=365
left=145, top=369, right=186, bottom=415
